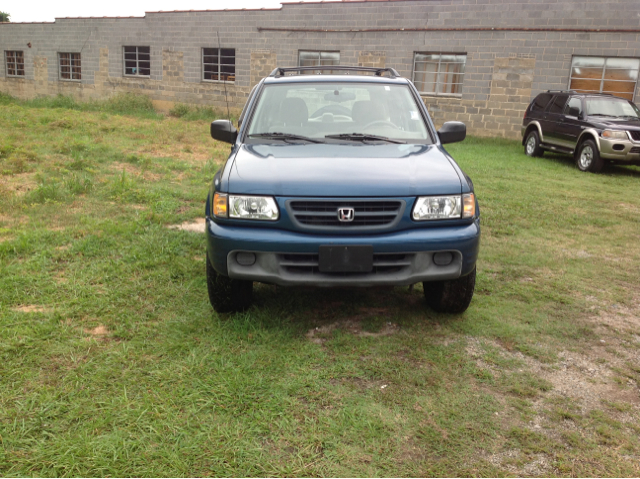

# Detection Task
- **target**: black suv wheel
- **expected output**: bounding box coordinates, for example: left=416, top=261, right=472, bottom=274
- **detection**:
left=575, top=139, right=604, bottom=173
left=423, top=268, right=476, bottom=314
left=524, top=130, right=544, bottom=157
left=206, top=255, right=253, bottom=313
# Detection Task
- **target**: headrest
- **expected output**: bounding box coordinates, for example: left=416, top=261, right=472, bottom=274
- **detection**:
left=351, top=100, right=387, bottom=124
left=279, top=97, right=309, bottom=126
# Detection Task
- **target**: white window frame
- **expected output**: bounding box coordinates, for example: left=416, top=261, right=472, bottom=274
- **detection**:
left=123, top=46, right=151, bottom=77
left=298, top=51, right=340, bottom=68
left=58, top=52, right=81, bottom=81
left=569, top=56, right=639, bottom=101
left=5, top=50, right=25, bottom=77
left=412, top=52, right=466, bottom=97
left=202, top=47, right=236, bottom=83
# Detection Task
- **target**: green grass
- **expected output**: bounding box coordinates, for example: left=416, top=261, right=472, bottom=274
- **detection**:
left=1, top=99, right=640, bottom=476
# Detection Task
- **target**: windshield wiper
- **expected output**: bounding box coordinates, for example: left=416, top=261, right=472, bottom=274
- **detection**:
left=588, top=113, right=617, bottom=118
left=325, top=133, right=406, bottom=144
left=617, top=115, right=640, bottom=121
left=248, top=132, right=323, bottom=143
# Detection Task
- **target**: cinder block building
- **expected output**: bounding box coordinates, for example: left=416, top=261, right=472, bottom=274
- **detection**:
left=1, top=0, right=639, bottom=138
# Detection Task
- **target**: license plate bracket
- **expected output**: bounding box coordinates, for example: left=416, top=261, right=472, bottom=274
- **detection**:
left=318, top=245, right=373, bottom=273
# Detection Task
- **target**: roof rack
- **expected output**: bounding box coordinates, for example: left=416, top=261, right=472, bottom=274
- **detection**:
left=546, top=90, right=576, bottom=94
left=269, top=65, right=401, bottom=78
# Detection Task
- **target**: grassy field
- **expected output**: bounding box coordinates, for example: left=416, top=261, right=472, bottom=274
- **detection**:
left=1, top=93, right=640, bottom=476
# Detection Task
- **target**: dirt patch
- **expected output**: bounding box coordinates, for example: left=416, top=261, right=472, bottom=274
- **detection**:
left=112, top=162, right=161, bottom=181
left=167, top=218, right=206, bottom=233
left=11, top=305, right=50, bottom=313
left=0, top=172, right=37, bottom=196
left=467, top=337, right=640, bottom=414
left=593, top=296, right=640, bottom=334
left=306, top=318, right=399, bottom=344
left=84, top=325, right=110, bottom=341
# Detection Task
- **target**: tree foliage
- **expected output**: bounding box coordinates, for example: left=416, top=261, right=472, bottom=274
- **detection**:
left=0, top=12, right=10, bottom=22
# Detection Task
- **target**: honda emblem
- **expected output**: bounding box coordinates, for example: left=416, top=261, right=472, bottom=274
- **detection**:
left=338, top=207, right=355, bottom=222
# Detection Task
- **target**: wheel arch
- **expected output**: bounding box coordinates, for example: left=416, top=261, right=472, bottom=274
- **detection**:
left=576, top=129, right=600, bottom=151
left=522, top=121, right=543, bottom=145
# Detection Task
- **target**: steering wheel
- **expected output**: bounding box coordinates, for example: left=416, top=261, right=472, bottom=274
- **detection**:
left=362, top=120, right=400, bottom=130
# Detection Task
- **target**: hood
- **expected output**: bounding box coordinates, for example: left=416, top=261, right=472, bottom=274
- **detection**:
left=585, top=116, right=640, bottom=130
left=227, top=143, right=463, bottom=197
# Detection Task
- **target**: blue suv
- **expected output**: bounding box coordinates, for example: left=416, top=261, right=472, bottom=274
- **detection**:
left=205, top=66, right=480, bottom=313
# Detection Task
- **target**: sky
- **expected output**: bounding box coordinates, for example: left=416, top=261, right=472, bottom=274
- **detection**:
left=5, top=0, right=287, bottom=23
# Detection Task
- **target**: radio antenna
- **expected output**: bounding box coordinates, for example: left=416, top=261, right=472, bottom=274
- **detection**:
left=216, top=30, right=232, bottom=128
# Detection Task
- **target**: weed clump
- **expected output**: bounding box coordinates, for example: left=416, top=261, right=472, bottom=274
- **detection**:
left=169, top=103, right=192, bottom=118
left=169, top=103, right=228, bottom=122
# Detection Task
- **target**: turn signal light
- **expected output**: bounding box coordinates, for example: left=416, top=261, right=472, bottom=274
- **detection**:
left=213, top=192, right=228, bottom=217
left=462, top=193, right=475, bottom=218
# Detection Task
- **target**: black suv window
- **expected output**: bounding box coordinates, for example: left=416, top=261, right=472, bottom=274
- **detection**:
left=548, top=95, right=569, bottom=114
left=563, top=97, right=582, bottom=117
left=530, top=93, right=552, bottom=112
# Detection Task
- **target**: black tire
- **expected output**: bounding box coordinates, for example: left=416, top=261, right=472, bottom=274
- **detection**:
left=206, top=254, right=253, bottom=313
left=524, top=130, right=544, bottom=157
left=423, top=268, right=476, bottom=314
left=575, top=139, right=604, bottom=173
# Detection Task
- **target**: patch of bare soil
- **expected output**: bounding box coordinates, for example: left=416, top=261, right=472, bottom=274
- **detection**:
left=136, top=145, right=213, bottom=165
left=468, top=293, right=640, bottom=475
left=84, top=325, right=110, bottom=341
left=0, top=172, right=36, bottom=196
left=111, top=162, right=161, bottom=181
left=11, top=305, right=50, bottom=313
left=168, top=218, right=206, bottom=233
left=306, top=317, right=399, bottom=345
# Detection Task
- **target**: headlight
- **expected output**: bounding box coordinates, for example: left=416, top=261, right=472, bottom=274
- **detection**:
left=412, top=193, right=475, bottom=220
left=602, top=130, right=627, bottom=140
left=229, top=195, right=279, bottom=220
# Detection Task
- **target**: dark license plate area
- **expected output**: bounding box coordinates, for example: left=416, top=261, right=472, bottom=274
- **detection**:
left=318, top=245, right=373, bottom=273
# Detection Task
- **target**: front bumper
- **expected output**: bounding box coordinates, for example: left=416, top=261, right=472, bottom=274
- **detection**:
left=206, top=218, right=480, bottom=287
left=599, top=136, right=640, bottom=162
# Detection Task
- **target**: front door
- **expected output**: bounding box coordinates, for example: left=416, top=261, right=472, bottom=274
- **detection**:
left=557, top=96, right=585, bottom=150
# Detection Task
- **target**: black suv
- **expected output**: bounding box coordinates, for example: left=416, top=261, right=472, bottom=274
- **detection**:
left=522, top=91, right=640, bottom=172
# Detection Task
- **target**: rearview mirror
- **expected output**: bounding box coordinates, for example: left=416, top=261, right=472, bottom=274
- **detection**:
left=438, top=121, right=466, bottom=144
left=210, top=120, right=238, bottom=144
left=324, top=92, right=356, bottom=103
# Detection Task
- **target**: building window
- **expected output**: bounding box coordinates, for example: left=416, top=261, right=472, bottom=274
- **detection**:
left=298, top=51, right=340, bottom=73
left=413, top=53, right=466, bottom=96
left=569, top=56, right=640, bottom=101
left=123, top=46, right=150, bottom=77
left=202, top=48, right=235, bottom=82
left=58, top=53, right=81, bottom=81
left=5, top=51, right=25, bottom=77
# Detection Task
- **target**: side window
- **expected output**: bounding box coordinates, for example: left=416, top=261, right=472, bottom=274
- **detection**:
left=530, top=93, right=552, bottom=112
left=563, top=97, right=582, bottom=117
left=548, top=95, right=568, bottom=114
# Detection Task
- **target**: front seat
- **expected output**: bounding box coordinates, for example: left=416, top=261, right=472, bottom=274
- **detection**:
left=351, top=100, right=387, bottom=127
left=275, top=97, right=309, bottom=129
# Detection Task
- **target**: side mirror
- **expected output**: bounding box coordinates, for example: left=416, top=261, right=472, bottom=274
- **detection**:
left=568, top=106, right=580, bottom=118
left=438, top=121, right=466, bottom=144
left=210, top=120, right=238, bottom=144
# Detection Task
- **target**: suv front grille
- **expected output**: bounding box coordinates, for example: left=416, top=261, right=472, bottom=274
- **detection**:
left=278, top=252, right=414, bottom=275
left=629, top=130, right=640, bottom=142
left=288, top=200, right=403, bottom=228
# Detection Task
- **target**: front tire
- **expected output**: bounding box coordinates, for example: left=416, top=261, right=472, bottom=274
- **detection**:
left=206, top=255, right=253, bottom=313
left=424, top=268, right=476, bottom=314
left=524, top=130, right=544, bottom=157
left=576, top=139, right=604, bottom=173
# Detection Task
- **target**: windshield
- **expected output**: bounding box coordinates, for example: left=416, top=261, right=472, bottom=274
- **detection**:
left=585, top=98, right=640, bottom=118
left=246, top=82, right=432, bottom=142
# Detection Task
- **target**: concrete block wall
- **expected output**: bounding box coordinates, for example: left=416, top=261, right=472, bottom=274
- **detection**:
left=1, top=0, right=640, bottom=138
